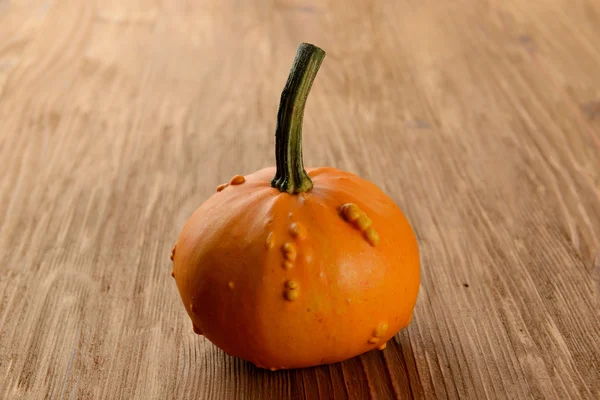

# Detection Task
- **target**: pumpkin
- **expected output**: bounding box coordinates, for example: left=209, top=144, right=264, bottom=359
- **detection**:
left=171, top=43, right=420, bottom=370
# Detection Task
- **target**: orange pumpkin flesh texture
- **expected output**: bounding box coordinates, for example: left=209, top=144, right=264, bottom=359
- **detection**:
left=172, top=44, right=420, bottom=370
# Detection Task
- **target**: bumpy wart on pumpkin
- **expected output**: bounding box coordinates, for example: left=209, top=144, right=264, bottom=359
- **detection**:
left=341, top=203, right=380, bottom=246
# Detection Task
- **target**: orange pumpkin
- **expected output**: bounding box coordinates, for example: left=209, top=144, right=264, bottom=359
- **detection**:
left=172, top=43, right=420, bottom=370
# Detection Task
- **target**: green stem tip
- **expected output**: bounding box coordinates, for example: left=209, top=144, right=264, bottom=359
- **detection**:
left=271, top=43, right=326, bottom=194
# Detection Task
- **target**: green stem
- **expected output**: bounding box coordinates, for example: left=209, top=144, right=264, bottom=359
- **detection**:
left=271, top=43, right=326, bottom=194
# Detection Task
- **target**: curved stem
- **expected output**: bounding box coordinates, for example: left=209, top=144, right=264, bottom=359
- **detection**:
left=271, top=43, right=325, bottom=194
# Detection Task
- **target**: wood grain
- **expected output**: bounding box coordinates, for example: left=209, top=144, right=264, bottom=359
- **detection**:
left=1, top=0, right=599, bottom=398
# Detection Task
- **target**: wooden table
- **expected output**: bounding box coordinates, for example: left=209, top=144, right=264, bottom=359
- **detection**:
left=1, top=0, right=599, bottom=398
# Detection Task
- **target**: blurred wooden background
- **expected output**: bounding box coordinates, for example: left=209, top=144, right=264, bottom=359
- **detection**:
left=1, top=0, right=599, bottom=398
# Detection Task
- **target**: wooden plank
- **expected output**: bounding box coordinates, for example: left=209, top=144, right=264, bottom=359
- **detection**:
left=1, top=0, right=599, bottom=398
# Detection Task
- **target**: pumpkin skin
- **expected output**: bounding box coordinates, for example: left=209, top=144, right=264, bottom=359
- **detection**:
left=172, top=166, right=420, bottom=370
